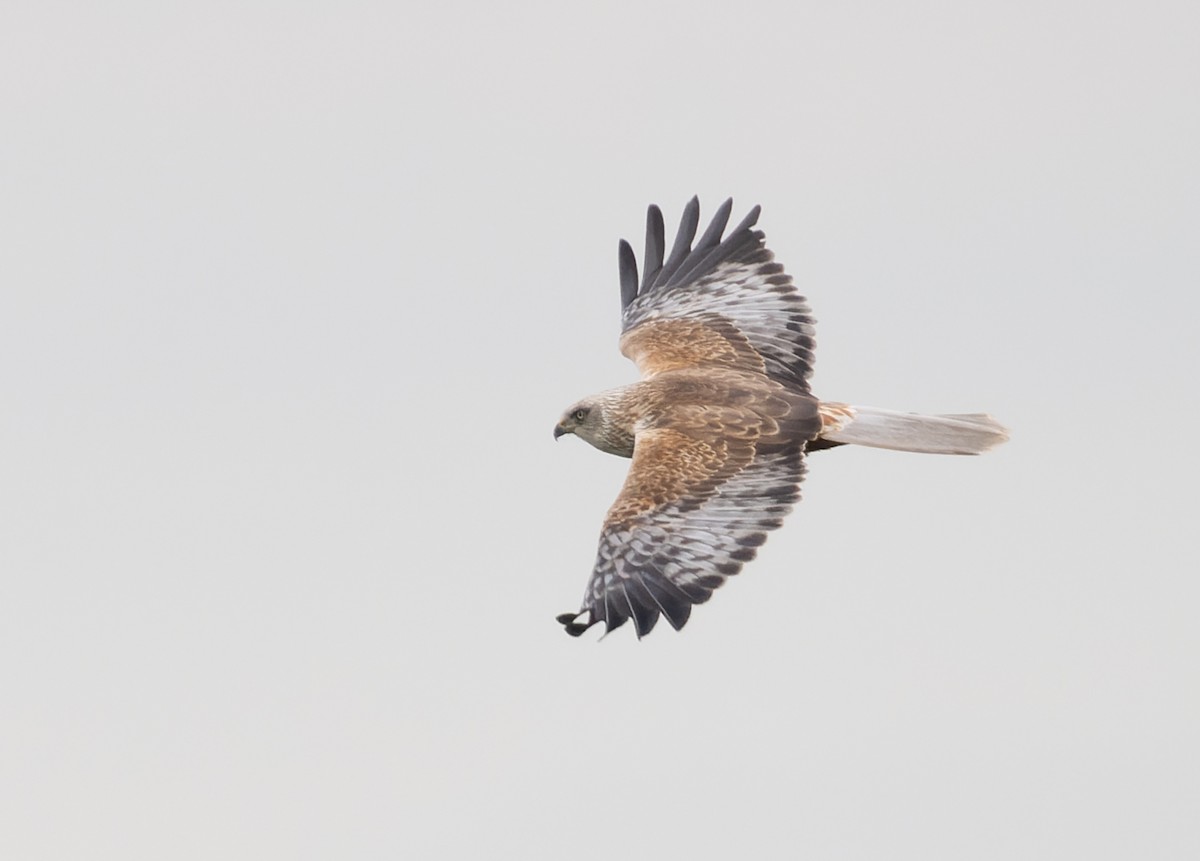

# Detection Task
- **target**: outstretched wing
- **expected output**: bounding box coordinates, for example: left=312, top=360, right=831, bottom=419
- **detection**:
left=617, top=198, right=816, bottom=392
left=557, top=423, right=806, bottom=638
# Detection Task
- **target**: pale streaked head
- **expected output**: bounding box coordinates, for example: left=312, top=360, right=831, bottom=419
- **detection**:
left=554, top=400, right=597, bottom=442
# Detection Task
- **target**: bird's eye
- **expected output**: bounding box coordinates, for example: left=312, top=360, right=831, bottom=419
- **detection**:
left=573, top=409, right=588, bottom=422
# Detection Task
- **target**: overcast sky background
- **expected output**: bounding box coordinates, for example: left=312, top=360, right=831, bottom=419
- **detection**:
left=3, top=2, right=1198, bottom=858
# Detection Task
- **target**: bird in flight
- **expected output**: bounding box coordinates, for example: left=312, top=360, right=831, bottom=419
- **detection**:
left=554, top=198, right=1007, bottom=639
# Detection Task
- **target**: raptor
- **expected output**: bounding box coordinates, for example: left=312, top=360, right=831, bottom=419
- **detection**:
left=555, top=198, right=1007, bottom=638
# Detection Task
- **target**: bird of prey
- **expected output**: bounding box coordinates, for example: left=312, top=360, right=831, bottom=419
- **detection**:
left=554, top=197, right=1007, bottom=639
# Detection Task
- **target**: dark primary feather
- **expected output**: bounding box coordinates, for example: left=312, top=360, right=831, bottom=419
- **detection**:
left=656, top=196, right=701, bottom=292
left=670, top=204, right=762, bottom=291
left=666, top=197, right=734, bottom=287
left=641, top=205, right=665, bottom=292
left=618, top=239, right=638, bottom=311
left=620, top=197, right=768, bottom=299
left=622, top=196, right=758, bottom=309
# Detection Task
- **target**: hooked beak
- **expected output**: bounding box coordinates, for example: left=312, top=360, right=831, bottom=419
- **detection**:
left=553, top=421, right=569, bottom=440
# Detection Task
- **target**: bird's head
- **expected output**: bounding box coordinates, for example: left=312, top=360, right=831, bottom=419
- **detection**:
left=554, top=400, right=599, bottom=444
left=554, top=389, right=636, bottom=457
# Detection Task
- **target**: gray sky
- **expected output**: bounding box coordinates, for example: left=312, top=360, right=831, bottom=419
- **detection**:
left=3, top=2, right=1198, bottom=858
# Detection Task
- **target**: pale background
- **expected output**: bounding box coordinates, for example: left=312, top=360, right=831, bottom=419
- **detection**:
left=2, top=2, right=1197, bottom=858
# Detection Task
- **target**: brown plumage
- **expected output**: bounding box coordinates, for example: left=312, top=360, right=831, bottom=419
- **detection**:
left=555, top=198, right=1008, bottom=638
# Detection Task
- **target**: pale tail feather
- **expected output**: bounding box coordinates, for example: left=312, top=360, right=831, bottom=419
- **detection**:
left=818, top=404, right=1009, bottom=455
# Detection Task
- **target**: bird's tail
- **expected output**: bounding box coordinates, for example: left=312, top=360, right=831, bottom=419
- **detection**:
left=816, top=403, right=1009, bottom=455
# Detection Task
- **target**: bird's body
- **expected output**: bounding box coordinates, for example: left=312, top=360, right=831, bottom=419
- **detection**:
left=564, top=368, right=820, bottom=459
left=555, top=198, right=1007, bottom=638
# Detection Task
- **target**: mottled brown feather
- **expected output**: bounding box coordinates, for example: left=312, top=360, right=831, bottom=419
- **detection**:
left=605, top=425, right=755, bottom=527
left=619, top=315, right=767, bottom=379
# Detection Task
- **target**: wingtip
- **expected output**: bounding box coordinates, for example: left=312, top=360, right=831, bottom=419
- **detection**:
left=727, top=203, right=763, bottom=239
left=715, top=196, right=734, bottom=219
left=558, top=610, right=601, bottom=638
left=642, top=205, right=665, bottom=291
left=701, top=198, right=733, bottom=245
left=618, top=239, right=639, bottom=310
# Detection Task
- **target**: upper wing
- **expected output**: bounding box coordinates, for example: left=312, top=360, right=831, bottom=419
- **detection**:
left=617, top=198, right=816, bottom=392
left=557, top=422, right=807, bottom=638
